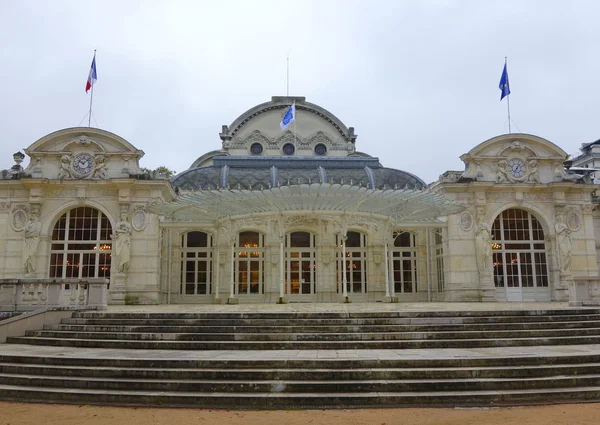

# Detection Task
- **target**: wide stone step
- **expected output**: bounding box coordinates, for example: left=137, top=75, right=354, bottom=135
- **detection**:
left=2, top=362, right=600, bottom=380
left=10, top=334, right=600, bottom=349
left=25, top=327, right=600, bottom=341
left=1, top=384, right=600, bottom=408
left=61, top=313, right=600, bottom=326
left=3, top=352, right=598, bottom=369
left=3, top=372, right=600, bottom=392
left=71, top=309, right=600, bottom=320
left=48, top=320, right=600, bottom=333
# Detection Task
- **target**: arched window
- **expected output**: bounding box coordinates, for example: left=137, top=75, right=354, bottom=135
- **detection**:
left=336, top=231, right=368, bottom=294
left=492, top=208, right=549, bottom=301
left=49, top=207, right=112, bottom=279
left=392, top=231, right=418, bottom=294
left=236, top=231, right=265, bottom=295
left=180, top=231, right=213, bottom=295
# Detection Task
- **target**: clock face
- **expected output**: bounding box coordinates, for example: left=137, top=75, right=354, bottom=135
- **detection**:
left=508, top=158, right=526, bottom=178
left=73, top=153, right=94, bottom=176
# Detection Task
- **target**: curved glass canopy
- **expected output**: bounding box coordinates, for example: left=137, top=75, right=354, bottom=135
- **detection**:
left=149, top=182, right=464, bottom=223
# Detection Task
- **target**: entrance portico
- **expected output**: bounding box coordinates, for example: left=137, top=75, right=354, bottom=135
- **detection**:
left=151, top=182, right=463, bottom=304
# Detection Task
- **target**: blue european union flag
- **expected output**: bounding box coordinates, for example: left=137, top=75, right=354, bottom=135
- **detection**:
left=499, top=63, right=510, bottom=101
left=280, top=103, right=296, bottom=130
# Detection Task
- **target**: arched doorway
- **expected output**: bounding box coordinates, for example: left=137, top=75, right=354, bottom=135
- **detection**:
left=180, top=231, right=213, bottom=296
left=285, top=231, right=317, bottom=300
left=491, top=208, right=550, bottom=301
left=49, top=207, right=112, bottom=280
left=235, top=231, right=265, bottom=296
left=336, top=231, right=368, bottom=297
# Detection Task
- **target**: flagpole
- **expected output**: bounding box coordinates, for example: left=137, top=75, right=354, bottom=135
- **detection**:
left=293, top=102, right=297, bottom=148
left=286, top=53, right=289, bottom=97
left=88, top=49, right=96, bottom=128
left=505, top=56, right=511, bottom=134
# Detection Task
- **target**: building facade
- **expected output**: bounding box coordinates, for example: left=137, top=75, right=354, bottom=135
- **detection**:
left=1, top=96, right=599, bottom=305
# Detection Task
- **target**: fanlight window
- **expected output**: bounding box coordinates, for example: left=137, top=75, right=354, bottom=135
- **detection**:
left=49, top=207, right=112, bottom=279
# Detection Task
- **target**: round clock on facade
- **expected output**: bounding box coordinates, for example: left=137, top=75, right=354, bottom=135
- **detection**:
left=73, top=153, right=95, bottom=176
left=508, top=158, right=526, bottom=178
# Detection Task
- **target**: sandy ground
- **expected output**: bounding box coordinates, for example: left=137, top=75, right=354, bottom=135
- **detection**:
left=3, top=402, right=600, bottom=425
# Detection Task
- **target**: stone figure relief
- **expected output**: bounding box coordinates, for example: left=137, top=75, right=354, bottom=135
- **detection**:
left=57, top=155, right=73, bottom=180
left=526, top=160, right=541, bottom=183
left=496, top=160, right=509, bottom=183
left=555, top=208, right=572, bottom=273
left=475, top=209, right=492, bottom=274
left=22, top=207, right=41, bottom=275
left=89, top=155, right=108, bottom=179
left=114, top=210, right=132, bottom=273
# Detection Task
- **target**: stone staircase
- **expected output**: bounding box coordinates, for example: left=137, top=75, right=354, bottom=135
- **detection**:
left=2, top=308, right=600, bottom=407
left=9, top=309, right=600, bottom=350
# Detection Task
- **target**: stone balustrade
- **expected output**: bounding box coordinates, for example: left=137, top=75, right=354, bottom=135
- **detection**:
left=0, top=278, right=109, bottom=312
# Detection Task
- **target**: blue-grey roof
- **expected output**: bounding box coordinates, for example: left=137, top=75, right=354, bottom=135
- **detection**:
left=172, top=156, right=426, bottom=191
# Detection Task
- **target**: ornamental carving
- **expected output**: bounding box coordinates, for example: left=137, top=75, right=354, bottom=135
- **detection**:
left=306, top=131, right=334, bottom=150
left=88, top=189, right=119, bottom=197
left=487, top=192, right=515, bottom=201
left=0, top=202, right=10, bottom=213
left=460, top=211, right=473, bottom=231
left=11, top=204, right=28, bottom=232
left=47, top=189, right=78, bottom=198
left=245, top=130, right=275, bottom=148
left=510, top=140, right=525, bottom=151
left=275, top=130, right=302, bottom=148
left=57, top=154, right=73, bottom=180
left=495, top=159, right=541, bottom=183
left=523, top=192, right=553, bottom=202
left=131, top=204, right=149, bottom=231
left=566, top=211, right=581, bottom=232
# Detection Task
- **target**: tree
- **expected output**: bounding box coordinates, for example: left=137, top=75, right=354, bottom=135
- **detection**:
left=140, top=166, right=177, bottom=179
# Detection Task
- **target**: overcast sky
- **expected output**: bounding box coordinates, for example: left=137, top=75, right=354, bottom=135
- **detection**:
left=1, top=0, right=598, bottom=183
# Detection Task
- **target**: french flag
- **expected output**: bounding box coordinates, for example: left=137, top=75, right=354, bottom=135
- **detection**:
left=85, top=54, right=97, bottom=93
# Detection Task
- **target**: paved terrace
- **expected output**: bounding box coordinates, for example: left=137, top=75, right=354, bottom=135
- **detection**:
left=2, top=302, right=600, bottom=362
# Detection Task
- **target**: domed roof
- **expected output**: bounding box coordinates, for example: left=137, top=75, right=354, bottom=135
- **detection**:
left=172, top=156, right=425, bottom=191
left=175, top=96, right=426, bottom=192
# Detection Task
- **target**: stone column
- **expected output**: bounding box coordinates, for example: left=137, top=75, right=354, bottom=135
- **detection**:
left=213, top=241, right=221, bottom=304
left=227, top=242, right=238, bottom=304
left=276, top=217, right=287, bottom=304
left=340, top=231, right=351, bottom=303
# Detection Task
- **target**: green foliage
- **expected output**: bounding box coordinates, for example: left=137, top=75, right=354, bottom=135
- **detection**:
left=124, top=295, right=140, bottom=305
left=140, top=166, right=177, bottom=179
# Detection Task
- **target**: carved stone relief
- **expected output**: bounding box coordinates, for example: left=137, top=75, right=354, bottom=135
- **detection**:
left=131, top=204, right=148, bottom=232
left=566, top=210, right=581, bottom=232
left=460, top=211, right=473, bottom=231
left=523, top=192, right=553, bottom=202
left=0, top=202, right=10, bottom=213
left=495, top=158, right=541, bottom=184
left=11, top=204, right=28, bottom=232
left=487, top=192, right=515, bottom=201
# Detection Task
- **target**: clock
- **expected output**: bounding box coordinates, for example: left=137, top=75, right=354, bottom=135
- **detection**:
left=507, top=158, right=526, bottom=178
left=73, top=153, right=94, bottom=176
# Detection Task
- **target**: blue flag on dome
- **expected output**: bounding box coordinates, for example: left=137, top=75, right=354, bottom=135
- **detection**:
left=499, top=63, right=510, bottom=101
left=280, top=103, right=296, bottom=130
